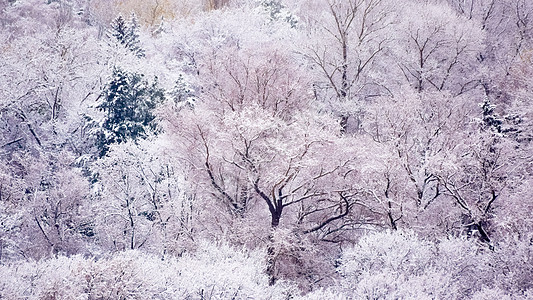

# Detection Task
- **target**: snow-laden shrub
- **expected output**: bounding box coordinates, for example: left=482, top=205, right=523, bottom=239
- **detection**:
left=337, top=230, right=479, bottom=299
left=471, top=287, right=515, bottom=300
left=295, top=287, right=348, bottom=300
left=170, top=241, right=292, bottom=299
left=0, top=241, right=292, bottom=299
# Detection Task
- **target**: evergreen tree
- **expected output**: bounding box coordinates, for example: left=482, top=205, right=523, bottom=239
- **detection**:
left=169, top=74, right=196, bottom=106
left=127, top=13, right=144, bottom=57
left=96, top=68, right=164, bottom=157
left=481, top=99, right=503, bottom=133
left=261, top=0, right=298, bottom=28
left=107, top=14, right=145, bottom=58
left=108, top=15, right=128, bottom=45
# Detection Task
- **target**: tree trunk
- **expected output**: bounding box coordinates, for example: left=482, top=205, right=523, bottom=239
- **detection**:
left=271, top=212, right=280, bottom=228
left=266, top=236, right=277, bottom=286
left=267, top=206, right=283, bottom=285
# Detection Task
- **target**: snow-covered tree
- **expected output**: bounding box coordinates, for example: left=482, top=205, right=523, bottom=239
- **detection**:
left=301, top=0, right=397, bottom=132
left=95, top=68, right=164, bottom=157
left=90, top=140, right=195, bottom=255
left=1, top=0, right=533, bottom=297
left=107, top=14, right=145, bottom=57
left=395, top=1, right=484, bottom=95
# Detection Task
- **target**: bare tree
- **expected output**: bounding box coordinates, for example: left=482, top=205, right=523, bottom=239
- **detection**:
left=305, top=0, right=396, bottom=131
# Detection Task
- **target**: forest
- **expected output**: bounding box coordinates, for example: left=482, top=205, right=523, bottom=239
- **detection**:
left=0, top=0, right=532, bottom=299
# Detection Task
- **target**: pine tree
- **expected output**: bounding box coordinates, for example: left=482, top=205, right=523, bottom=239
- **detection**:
left=169, top=74, right=196, bottom=106
left=96, top=68, right=164, bottom=157
left=108, top=15, right=128, bottom=44
left=126, top=13, right=145, bottom=57
left=107, top=14, right=145, bottom=58
left=261, top=0, right=298, bottom=28
left=481, top=98, right=503, bottom=133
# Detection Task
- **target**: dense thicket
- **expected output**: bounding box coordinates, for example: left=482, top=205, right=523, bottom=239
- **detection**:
left=0, top=0, right=532, bottom=298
